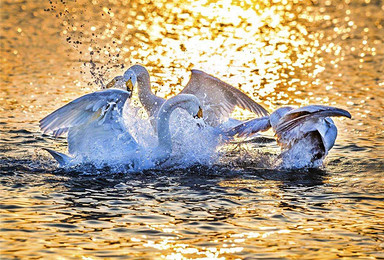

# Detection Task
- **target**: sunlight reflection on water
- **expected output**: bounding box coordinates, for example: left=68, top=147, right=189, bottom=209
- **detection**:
left=1, top=0, right=384, bottom=258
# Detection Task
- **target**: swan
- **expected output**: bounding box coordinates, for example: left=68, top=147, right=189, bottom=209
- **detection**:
left=228, top=105, right=352, bottom=168
left=39, top=88, right=204, bottom=169
left=112, top=65, right=269, bottom=130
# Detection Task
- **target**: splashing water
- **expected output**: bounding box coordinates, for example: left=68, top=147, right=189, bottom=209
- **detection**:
left=276, top=137, right=325, bottom=169
left=51, top=102, right=224, bottom=172
left=1, top=0, right=384, bottom=258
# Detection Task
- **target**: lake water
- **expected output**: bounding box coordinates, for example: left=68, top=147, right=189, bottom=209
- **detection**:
left=1, top=0, right=383, bottom=258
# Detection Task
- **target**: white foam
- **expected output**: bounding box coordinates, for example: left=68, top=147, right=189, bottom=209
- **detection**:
left=62, top=105, right=224, bottom=171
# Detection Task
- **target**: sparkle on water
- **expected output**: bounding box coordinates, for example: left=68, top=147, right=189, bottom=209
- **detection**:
left=1, top=0, right=384, bottom=259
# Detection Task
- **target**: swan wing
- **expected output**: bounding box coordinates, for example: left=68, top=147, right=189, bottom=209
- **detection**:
left=275, top=105, right=351, bottom=138
left=66, top=119, right=139, bottom=155
left=40, top=89, right=131, bottom=137
left=226, top=116, right=271, bottom=137
left=180, top=70, right=269, bottom=126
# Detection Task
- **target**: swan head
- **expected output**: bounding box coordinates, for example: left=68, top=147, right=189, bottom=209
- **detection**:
left=176, top=94, right=203, bottom=119
left=158, top=94, right=203, bottom=121
left=122, top=68, right=138, bottom=93
left=105, top=75, right=134, bottom=96
left=172, top=94, right=204, bottom=128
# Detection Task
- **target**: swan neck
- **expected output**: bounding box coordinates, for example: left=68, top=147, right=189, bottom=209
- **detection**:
left=156, top=104, right=174, bottom=154
left=131, top=65, right=159, bottom=115
left=152, top=95, right=197, bottom=165
left=137, top=72, right=153, bottom=98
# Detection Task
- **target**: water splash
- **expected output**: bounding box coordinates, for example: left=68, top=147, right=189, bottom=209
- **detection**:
left=42, top=103, right=224, bottom=172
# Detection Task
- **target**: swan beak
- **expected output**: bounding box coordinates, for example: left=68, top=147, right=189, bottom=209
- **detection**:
left=197, top=107, right=203, bottom=118
left=105, top=78, right=116, bottom=89
left=193, top=107, right=203, bottom=119
left=193, top=107, right=204, bottom=128
left=126, top=79, right=134, bottom=92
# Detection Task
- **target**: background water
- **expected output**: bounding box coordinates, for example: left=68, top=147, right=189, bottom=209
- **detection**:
left=1, top=0, right=384, bottom=259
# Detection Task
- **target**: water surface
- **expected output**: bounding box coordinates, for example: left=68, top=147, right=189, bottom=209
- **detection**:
left=1, top=0, right=383, bottom=258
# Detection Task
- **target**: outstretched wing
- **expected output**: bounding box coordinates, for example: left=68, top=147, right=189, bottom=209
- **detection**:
left=275, top=105, right=351, bottom=137
left=180, top=70, right=269, bottom=126
left=40, top=89, right=131, bottom=137
left=226, top=116, right=271, bottom=137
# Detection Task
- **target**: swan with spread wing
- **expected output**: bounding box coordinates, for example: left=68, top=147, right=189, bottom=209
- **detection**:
left=110, top=65, right=268, bottom=131
left=40, top=87, right=203, bottom=169
left=228, top=105, right=352, bottom=168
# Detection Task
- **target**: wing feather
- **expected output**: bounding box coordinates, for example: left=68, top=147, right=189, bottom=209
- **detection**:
left=39, top=89, right=131, bottom=137
left=226, top=116, right=271, bottom=137
left=180, top=70, right=269, bottom=126
left=275, top=105, right=351, bottom=137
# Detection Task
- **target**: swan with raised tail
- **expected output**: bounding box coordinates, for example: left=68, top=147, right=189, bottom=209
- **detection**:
left=112, top=65, right=269, bottom=130
left=228, top=105, right=352, bottom=168
left=40, top=88, right=203, bottom=169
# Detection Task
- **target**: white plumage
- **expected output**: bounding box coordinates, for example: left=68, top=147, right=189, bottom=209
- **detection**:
left=118, top=65, right=269, bottom=130
left=40, top=88, right=204, bottom=169
left=228, top=105, right=351, bottom=168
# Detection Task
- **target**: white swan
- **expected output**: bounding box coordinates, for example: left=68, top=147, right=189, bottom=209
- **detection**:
left=40, top=88, right=203, bottom=169
left=228, top=105, right=351, bottom=168
left=116, top=65, right=269, bottom=130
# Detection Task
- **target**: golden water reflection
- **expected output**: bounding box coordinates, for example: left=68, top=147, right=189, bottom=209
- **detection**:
left=1, top=171, right=383, bottom=259
left=1, top=0, right=383, bottom=144
left=1, top=0, right=384, bottom=258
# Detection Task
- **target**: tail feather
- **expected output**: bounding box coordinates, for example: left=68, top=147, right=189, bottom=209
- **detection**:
left=43, top=148, right=72, bottom=166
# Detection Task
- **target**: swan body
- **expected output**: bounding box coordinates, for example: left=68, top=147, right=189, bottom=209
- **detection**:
left=229, top=105, right=352, bottom=168
left=40, top=88, right=203, bottom=169
left=119, top=65, right=269, bottom=130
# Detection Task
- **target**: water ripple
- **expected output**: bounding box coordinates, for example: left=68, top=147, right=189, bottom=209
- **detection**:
left=1, top=0, right=384, bottom=258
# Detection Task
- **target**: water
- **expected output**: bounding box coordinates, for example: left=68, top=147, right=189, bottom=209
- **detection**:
left=1, top=0, right=384, bottom=258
